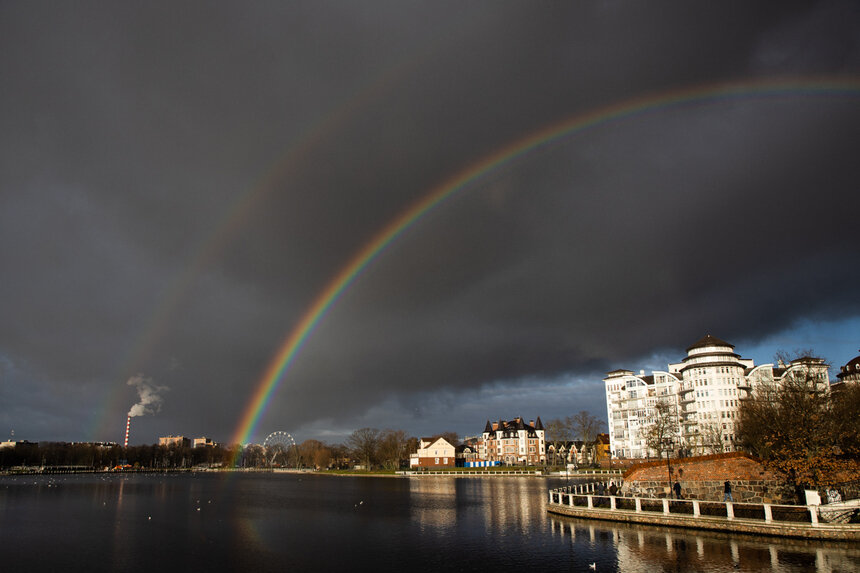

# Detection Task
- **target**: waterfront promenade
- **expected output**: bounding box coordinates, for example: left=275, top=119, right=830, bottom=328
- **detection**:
left=547, top=486, right=860, bottom=541
left=398, top=469, right=623, bottom=478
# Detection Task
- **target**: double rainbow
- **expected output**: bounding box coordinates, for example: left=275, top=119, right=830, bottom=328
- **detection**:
left=227, top=76, right=860, bottom=446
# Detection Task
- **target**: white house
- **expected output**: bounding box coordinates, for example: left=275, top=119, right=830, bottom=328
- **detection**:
left=410, top=436, right=456, bottom=468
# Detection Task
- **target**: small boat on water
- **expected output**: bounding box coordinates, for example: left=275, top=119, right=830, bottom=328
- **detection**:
left=818, top=499, right=860, bottom=524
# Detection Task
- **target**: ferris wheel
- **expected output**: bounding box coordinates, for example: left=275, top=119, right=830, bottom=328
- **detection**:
left=263, top=431, right=296, bottom=467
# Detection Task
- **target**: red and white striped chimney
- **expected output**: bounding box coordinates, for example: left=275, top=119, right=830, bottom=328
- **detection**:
left=123, top=416, right=131, bottom=448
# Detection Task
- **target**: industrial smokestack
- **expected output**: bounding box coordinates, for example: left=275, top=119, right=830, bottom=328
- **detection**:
left=124, top=416, right=131, bottom=448
left=127, top=374, right=168, bottom=418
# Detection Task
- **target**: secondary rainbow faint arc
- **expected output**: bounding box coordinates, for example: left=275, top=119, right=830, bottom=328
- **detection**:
left=231, top=76, right=860, bottom=446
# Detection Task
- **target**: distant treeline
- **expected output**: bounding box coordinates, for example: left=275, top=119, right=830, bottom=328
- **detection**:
left=0, top=442, right=240, bottom=469
left=0, top=427, right=425, bottom=471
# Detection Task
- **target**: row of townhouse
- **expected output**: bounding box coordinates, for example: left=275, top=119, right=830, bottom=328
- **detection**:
left=546, top=434, right=611, bottom=466
left=604, top=334, right=832, bottom=459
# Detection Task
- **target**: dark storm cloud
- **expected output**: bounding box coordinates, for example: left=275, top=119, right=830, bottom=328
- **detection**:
left=1, top=2, right=858, bottom=443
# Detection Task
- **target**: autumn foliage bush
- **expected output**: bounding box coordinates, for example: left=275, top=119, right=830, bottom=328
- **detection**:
left=737, top=367, right=860, bottom=492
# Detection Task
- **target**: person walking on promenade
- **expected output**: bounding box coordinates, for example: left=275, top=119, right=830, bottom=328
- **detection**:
left=609, top=482, right=618, bottom=496
left=724, top=481, right=734, bottom=502
left=673, top=481, right=682, bottom=499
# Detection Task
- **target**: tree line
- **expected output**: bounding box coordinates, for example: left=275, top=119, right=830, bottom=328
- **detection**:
left=0, top=427, right=430, bottom=471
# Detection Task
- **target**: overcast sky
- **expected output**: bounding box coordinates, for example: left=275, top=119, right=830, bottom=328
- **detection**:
left=2, top=2, right=859, bottom=446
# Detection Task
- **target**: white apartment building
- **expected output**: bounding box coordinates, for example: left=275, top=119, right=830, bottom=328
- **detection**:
left=604, top=335, right=830, bottom=459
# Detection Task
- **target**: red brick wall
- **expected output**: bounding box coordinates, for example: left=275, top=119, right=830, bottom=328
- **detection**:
left=415, top=456, right=456, bottom=468
left=621, top=452, right=786, bottom=503
left=623, top=452, right=770, bottom=481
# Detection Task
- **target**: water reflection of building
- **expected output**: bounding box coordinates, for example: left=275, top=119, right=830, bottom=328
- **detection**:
left=408, top=478, right=543, bottom=536
left=548, top=516, right=860, bottom=572
left=408, top=478, right=458, bottom=529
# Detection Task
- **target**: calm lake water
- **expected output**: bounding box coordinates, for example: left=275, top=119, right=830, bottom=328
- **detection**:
left=1, top=473, right=858, bottom=572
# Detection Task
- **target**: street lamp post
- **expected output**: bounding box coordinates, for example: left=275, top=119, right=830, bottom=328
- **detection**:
left=662, top=437, right=674, bottom=494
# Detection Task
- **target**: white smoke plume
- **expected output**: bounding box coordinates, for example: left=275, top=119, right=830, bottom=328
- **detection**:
left=127, top=374, right=169, bottom=417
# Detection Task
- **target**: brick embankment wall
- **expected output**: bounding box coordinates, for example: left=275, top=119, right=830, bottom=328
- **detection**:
left=621, top=452, right=787, bottom=504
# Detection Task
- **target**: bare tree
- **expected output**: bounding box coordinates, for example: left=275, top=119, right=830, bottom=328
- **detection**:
left=643, top=399, right=679, bottom=460
left=697, top=422, right=725, bottom=455
left=438, top=431, right=461, bottom=447
left=298, top=439, right=332, bottom=470
left=377, top=429, right=409, bottom=470
left=567, top=410, right=606, bottom=465
left=544, top=418, right=571, bottom=467
left=347, top=427, right=381, bottom=470
left=266, top=442, right=291, bottom=467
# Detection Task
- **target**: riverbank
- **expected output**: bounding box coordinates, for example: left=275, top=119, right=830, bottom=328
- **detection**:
left=1, top=466, right=623, bottom=479
left=547, top=489, right=860, bottom=542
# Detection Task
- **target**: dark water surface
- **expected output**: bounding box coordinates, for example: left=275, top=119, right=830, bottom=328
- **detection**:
left=1, top=473, right=858, bottom=572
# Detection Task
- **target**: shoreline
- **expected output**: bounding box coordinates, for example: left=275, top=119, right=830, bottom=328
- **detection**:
left=1, top=467, right=621, bottom=479
left=547, top=492, right=860, bottom=542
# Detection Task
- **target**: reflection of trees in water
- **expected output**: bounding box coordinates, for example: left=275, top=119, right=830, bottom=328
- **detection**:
left=548, top=516, right=860, bottom=572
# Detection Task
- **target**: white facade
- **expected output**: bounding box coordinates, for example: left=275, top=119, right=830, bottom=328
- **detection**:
left=604, top=335, right=830, bottom=459
left=410, top=437, right=456, bottom=467
left=605, top=369, right=682, bottom=459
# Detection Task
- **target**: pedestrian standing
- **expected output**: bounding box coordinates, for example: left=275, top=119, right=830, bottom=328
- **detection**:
left=724, top=480, right=733, bottom=502
left=673, top=481, right=682, bottom=499
left=609, top=482, right=618, bottom=496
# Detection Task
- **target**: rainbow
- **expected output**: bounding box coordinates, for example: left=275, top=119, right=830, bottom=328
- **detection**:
left=90, top=14, right=501, bottom=442
left=228, top=76, right=860, bottom=447
left=86, top=45, right=429, bottom=442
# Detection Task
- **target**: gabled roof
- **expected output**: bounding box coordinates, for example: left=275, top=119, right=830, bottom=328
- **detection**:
left=421, top=436, right=455, bottom=449
left=483, top=417, right=545, bottom=436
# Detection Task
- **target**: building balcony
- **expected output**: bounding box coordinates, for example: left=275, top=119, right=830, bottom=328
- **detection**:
left=678, top=386, right=695, bottom=394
